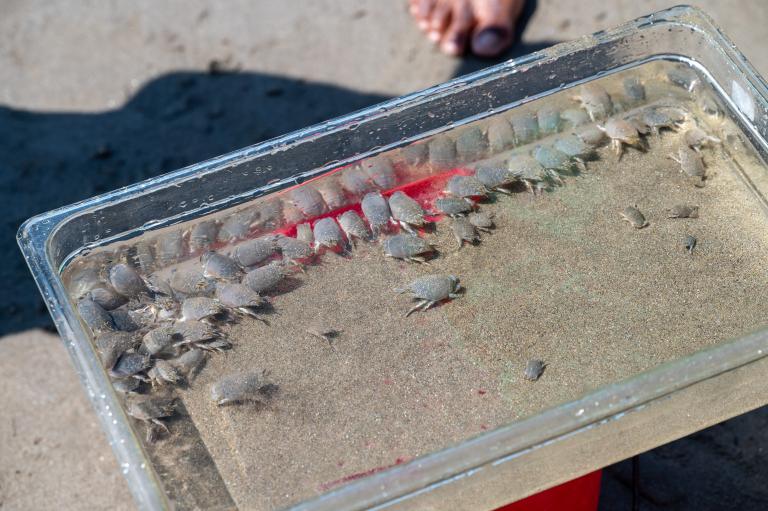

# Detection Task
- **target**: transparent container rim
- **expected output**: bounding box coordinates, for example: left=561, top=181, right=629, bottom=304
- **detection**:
left=16, top=5, right=768, bottom=511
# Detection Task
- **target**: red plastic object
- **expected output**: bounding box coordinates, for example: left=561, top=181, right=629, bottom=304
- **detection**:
left=493, top=470, right=602, bottom=511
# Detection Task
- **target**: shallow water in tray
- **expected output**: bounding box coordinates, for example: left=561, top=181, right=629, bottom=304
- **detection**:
left=63, top=60, right=768, bottom=510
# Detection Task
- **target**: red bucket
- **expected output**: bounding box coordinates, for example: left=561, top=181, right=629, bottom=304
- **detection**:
left=494, top=471, right=602, bottom=511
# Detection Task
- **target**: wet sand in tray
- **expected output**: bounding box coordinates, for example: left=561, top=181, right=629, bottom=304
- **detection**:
left=176, top=130, right=768, bottom=510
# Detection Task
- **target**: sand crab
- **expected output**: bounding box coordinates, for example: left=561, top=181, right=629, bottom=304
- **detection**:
left=451, top=218, right=480, bottom=250
left=313, top=217, right=346, bottom=253
left=107, top=263, right=149, bottom=299
left=684, top=127, right=721, bottom=152
left=126, top=395, right=177, bottom=443
left=388, top=191, right=428, bottom=235
left=507, top=153, right=560, bottom=194
left=242, top=262, right=289, bottom=294
left=468, top=211, right=494, bottom=232
left=667, top=204, right=699, bottom=219
left=361, top=192, right=393, bottom=237
left=180, top=296, right=226, bottom=323
left=337, top=210, right=371, bottom=247
left=215, top=283, right=267, bottom=321
left=395, top=274, right=462, bottom=317
left=201, top=251, right=242, bottom=281
left=669, top=144, right=706, bottom=186
left=434, top=196, right=474, bottom=217
left=620, top=205, right=649, bottom=229
left=597, top=118, right=645, bottom=160
left=524, top=359, right=546, bottom=381
left=572, top=83, right=613, bottom=121
left=383, top=234, right=434, bottom=264
left=474, top=161, right=519, bottom=194
left=210, top=370, right=278, bottom=406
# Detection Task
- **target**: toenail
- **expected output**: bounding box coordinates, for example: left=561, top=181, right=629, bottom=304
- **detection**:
left=419, top=20, right=430, bottom=30
left=472, top=27, right=511, bottom=56
left=428, top=31, right=441, bottom=42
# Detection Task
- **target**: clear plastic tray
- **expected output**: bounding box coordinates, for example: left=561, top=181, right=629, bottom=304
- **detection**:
left=17, top=6, right=768, bottom=511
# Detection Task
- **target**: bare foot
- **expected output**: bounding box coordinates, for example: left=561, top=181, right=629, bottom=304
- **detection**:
left=408, top=0, right=525, bottom=57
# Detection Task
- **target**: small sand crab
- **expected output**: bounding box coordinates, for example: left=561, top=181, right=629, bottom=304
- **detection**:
left=313, top=217, right=346, bottom=252
left=340, top=165, right=376, bottom=195
left=108, top=263, right=149, bottom=299
left=305, top=321, right=343, bottom=346
left=215, top=283, right=266, bottom=320
left=217, top=210, right=254, bottom=242
left=620, top=205, right=649, bottom=229
left=508, top=153, right=559, bottom=194
left=427, top=135, right=457, bottom=169
left=537, top=106, right=561, bottom=134
left=597, top=118, right=645, bottom=160
left=667, top=204, right=699, bottom=219
left=486, top=117, right=515, bottom=153
left=189, top=220, right=219, bottom=252
left=288, top=185, right=328, bottom=218
left=275, top=235, right=314, bottom=267
left=553, top=134, right=594, bottom=171
left=156, top=229, right=185, bottom=265
left=242, top=262, right=288, bottom=294
left=315, top=179, right=347, bottom=211
left=576, top=125, right=607, bottom=146
left=468, top=211, right=494, bottom=232
left=147, top=359, right=184, bottom=387
left=95, top=331, right=138, bottom=370
left=232, top=237, right=278, bottom=268
left=180, top=296, right=226, bottom=323
left=434, top=196, right=474, bottom=217
left=684, top=235, right=697, bottom=254
left=210, top=370, right=278, bottom=406
left=361, top=192, right=393, bottom=237
left=172, top=320, right=225, bottom=351
left=133, top=241, right=155, bottom=274
left=572, top=83, right=613, bottom=121
left=142, top=325, right=178, bottom=356
left=510, top=113, right=539, bottom=144
left=395, top=274, right=462, bottom=317
left=401, top=142, right=428, bottom=167
left=201, top=251, right=242, bottom=281
left=623, top=77, right=646, bottom=103
left=560, top=108, right=590, bottom=127
left=533, top=145, right=572, bottom=176
left=169, top=267, right=215, bottom=298
left=446, top=175, right=489, bottom=201
left=383, top=234, right=434, bottom=264
left=109, top=307, right=144, bottom=332
left=474, top=162, right=519, bottom=194
left=451, top=217, right=480, bottom=250
left=112, top=377, right=142, bottom=394
left=169, top=349, right=206, bottom=381
left=524, top=359, right=546, bottom=381
left=361, top=156, right=398, bottom=189
left=388, top=191, right=428, bottom=235
left=455, top=126, right=488, bottom=162
left=126, top=395, right=177, bottom=443
left=338, top=210, right=371, bottom=247
left=639, top=107, right=686, bottom=136
left=684, top=127, right=721, bottom=152
left=78, top=296, right=116, bottom=334
left=109, top=352, right=151, bottom=379
left=88, top=286, right=127, bottom=311
left=669, top=144, right=706, bottom=186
